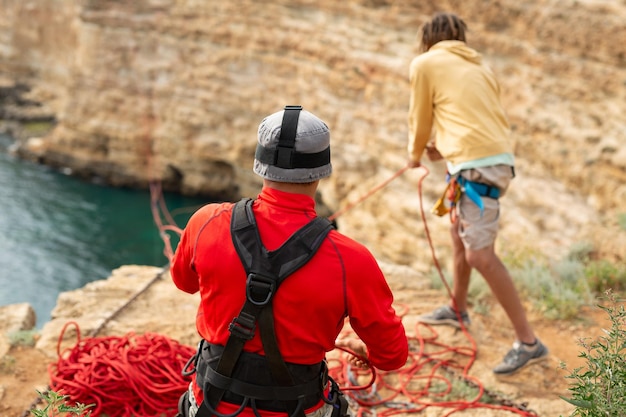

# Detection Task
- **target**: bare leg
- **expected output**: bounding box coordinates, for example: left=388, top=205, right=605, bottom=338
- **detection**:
left=450, top=219, right=471, bottom=312
left=465, top=244, right=536, bottom=344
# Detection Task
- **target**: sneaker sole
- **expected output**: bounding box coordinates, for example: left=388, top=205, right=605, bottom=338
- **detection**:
left=416, top=317, right=470, bottom=329
left=493, top=352, right=550, bottom=376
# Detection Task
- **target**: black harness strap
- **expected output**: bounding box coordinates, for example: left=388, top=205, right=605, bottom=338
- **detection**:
left=201, top=197, right=333, bottom=417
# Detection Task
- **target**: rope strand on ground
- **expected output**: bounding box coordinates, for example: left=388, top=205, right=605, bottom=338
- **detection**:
left=325, top=165, right=537, bottom=416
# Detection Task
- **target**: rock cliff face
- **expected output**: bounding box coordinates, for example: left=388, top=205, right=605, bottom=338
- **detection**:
left=0, top=0, right=624, bottom=266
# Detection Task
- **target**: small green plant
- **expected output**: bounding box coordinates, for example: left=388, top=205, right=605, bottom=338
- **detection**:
left=30, top=390, right=94, bottom=417
left=0, top=355, right=16, bottom=373
left=584, top=260, right=626, bottom=293
left=23, top=120, right=54, bottom=135
left=618, top=213, right=626, bottom=231
left=429, top=377, right=500, bottom=404
left=509, top=256, right=592, bottom=320
left=560, top=290, right=626, bottom=416
left=566, top=241, right=595, bottom=263
left=8, top=329, right=39, bottom=347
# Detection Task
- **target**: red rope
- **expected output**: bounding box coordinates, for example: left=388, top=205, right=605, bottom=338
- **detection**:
left=329, top=318, right=537, bottom=417
left=326, top=165, right=538, bottom=416
left=328, top=166, right=409, bottom=222
left=48, top=321, right=195, bottom=417
left=150, top=180, right=183, bottom=263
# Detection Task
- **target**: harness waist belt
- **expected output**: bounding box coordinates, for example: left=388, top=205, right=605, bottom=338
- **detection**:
left=456, top=176, right=500, bottom=199
left=196, top=342, right=326, bottom=412
left=203, top=365, right=324, bottom=401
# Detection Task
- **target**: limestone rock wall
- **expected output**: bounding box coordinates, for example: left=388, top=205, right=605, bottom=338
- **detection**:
left=0, top=0, right=624, bottom=266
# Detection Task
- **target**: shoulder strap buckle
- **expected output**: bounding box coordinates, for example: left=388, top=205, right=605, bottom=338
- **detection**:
left=246, top=272, right=277, bottom=306
left=228, top=311, right=257, bottom=341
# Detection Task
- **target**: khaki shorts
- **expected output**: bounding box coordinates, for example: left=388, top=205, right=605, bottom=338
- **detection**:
left=456, top=165, right=514, bottom=251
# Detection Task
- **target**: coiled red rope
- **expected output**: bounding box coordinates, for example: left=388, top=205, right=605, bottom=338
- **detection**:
left=48, top=321, right=195, bottom=417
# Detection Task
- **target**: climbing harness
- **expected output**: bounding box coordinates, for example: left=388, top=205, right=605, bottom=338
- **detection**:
left=456, top=175, right=500, bottom=216
left=182, top=197, right=349, bottom=417
left=431, top=172, right=500, bottom=219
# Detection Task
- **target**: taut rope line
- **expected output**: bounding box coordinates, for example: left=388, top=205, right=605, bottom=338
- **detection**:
left=328, top=166, right=410, bottom=222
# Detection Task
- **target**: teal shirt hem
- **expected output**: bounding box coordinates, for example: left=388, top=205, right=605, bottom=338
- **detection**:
left=446, top=153, right=515, bottom=175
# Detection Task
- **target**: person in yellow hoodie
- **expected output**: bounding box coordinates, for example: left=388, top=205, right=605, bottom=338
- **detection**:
left=407, top=12, right=548, bottom=375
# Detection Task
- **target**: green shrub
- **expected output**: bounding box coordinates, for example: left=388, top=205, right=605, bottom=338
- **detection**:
left=429, top=377, right=500, bottom=404
left=560, top=291, right=626, bottom=416
left=512, top=257, right=591, bottom=320
left=566, top=241, right=595, bottom=263
left=7, top=329, right=38, bottom=347
left=584, top=260, right=626, bottom=293
left=23, top=121, right=54, bottom=135
left=427, top=241, right=624, bottom=321
left=0, top=355, right=16, bottom=374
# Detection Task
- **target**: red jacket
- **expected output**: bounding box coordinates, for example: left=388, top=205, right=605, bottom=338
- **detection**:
left=171, top=187, right=408, bottom=415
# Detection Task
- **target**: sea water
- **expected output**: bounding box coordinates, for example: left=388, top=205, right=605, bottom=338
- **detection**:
left=0, top=133, right=208, bottom=327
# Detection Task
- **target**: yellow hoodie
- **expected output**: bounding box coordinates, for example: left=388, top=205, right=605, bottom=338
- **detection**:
left=407, top=40, right=512, bottom=166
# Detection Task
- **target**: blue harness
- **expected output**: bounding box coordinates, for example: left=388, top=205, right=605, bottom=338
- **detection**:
left=454, top=175, right=500, bottom=216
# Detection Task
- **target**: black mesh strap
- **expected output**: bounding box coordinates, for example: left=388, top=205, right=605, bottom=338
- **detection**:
left=231, top=198, right=333, bottom=280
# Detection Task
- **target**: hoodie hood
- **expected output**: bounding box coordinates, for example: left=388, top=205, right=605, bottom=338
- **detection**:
left=430, top=40, right=482, bottom=64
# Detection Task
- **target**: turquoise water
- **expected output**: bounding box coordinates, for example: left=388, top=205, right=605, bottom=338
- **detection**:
left=0, top=133, right=208, bottom=327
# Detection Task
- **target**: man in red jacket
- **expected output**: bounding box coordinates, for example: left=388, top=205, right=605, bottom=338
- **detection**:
left=171, top=106, right=408, bottom=417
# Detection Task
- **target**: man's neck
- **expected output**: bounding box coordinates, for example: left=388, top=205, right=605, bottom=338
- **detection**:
left=263, top=180, right=319, bottom=198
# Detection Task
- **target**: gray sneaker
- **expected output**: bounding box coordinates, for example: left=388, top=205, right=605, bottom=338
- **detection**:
left=417, top=305, right=470, bottom=329
left=493, top=340, right=549, bottom=375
